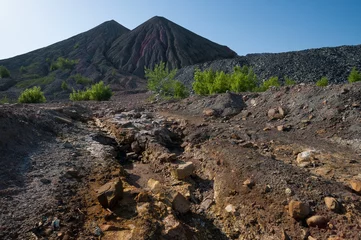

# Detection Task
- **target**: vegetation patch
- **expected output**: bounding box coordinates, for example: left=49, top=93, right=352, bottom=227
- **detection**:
left=348, top=67, right=361, bottom=83
left=18, top=86, right=46, bottom=103
left=50, top=57, right=78, bottom=71
left=70, top=81, right=112, bottom=101
left=70, top=74, right=93, bottom=85
left=16, top=74, right=55, bottom=88
left=0, top=66, right=11, bottom=78
left=316, top=77, right=329, bottom=87
left=145, top=62, right=189, bottom=99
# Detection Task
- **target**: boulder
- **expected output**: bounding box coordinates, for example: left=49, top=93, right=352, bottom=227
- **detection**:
left=296, top=150, right=316, bottom=167
left=350, top=179, right=361, bottom=193
left=324, top=197, right=340, bottom=211
left=288, top=200, right=311, bottom=220
left=171, top=192, right=190, bottom=214
left=268, top=107, right=285, bottom=120
left=96, top=180, right=123, bottom=209
left=162, top=214, right=187, bottom=238
left=172, top=162, right=195, bottom=180
left=306, top=215, right=328, bottom=228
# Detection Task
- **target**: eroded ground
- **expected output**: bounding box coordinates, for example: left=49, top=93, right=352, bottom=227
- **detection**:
left=1, top=84, right=361, bottom=239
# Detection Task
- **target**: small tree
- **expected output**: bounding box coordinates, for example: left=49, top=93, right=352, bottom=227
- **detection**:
left=61, top=81, right=68, bottom=91
left=348, top=67, right=361, bottom=83
left=18, top=86, right=46, bottom=103
left=145, top=61, right=188, bottom=98
left=258, top=76, right=281, bottom=91
left=69, top=81, right=112, bottom=101
left=0, top=66, right=10, bottom=78
left=316, top=77, right=328, bottom=87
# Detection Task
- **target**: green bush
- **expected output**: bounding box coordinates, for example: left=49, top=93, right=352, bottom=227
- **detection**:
left=0, top=66, right=10, bottom=78
left=18, top=86, right=46, bottom=103
left=50, top=57, right=78, bottom=71
left=193, top=66, right=259, bottom=95
left=71, top=74, right=92, bottom=85
left=144, top=61, right=189, bottom=99
left=316, top=77, right=328, bottom=87
left=0, top=96, right=9, bottom=104
left=284, top=76, right=296, bottom=86
left=348, top=67, right=361, bottom=83
left=257, top=76, right=281, bottom=91
left=70, top=81, right=112, bottom=101
left=61, top=81, right=68, bottom=90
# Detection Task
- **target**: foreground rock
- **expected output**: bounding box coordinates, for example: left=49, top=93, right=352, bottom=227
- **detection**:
left=96, top=179, right=123, bottom=209
left=288, top=200, right=311, bottom=220
left=306, top=215, right=328, bottom=228
left=172, top=162, right=195, bottom=180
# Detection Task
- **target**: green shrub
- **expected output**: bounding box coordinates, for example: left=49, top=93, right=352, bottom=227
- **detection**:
left=71, top=74, right=92, bottom=85
left=316, top=77, right=328, bottom=87
left=16, top=74, right=55, bottom=88
left=257, top=76, right=281, bottom=91
left=284, top=76, right=296, bottom=86
left=0, top=96, right=9, bottom=104
left=69, top=81, right=112, bottom=101
left=144, top=61, right=189, bottom=99
left=0, top=66, right=10, bottom=78
left=18, top=86, right=46, bottom=103
left=50, top=57, right=78, bottom=71
left=61, top=81, right=68, bottom=90
left=348, top=67, right=361, bottom=83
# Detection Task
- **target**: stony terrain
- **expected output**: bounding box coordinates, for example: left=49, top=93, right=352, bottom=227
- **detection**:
left=1, top=82, right=361, bottom=239
left=176, top=44, right=361, bottom=86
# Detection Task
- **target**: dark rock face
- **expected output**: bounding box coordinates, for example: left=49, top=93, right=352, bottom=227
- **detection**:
left=107, top=16, right=237, bottom=77
left=176, top=45, right=361, bottom=86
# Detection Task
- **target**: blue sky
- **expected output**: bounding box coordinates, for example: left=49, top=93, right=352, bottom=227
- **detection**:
left=1, top=0, right=361, bottom=59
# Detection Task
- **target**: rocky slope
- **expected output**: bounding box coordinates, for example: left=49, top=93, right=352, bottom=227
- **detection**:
left=107, top=16, right=237, bottom=77
left=176, top=44, right=361, bottom=86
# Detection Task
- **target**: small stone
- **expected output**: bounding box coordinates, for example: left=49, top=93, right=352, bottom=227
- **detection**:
left=324, top=197, right=340, bottom=211
left=203, top=109, right=216, bottom=117
left=350, top=179, right=361, bottom=193
left=288, top=200, right=311, bottom=220
left=296, top=150, right=315, bottom=167
left=171, top=192, right=190, bottom=214
left=158, top=153, right=177, bottom=163
left=96, top=179, right=123, bottom=209
left=306, top=215, right=328, bottom=228
left=285, top=188, right=294, bottom=196
left=172, top=162, right=195, bottom=180
left=147, top=179, right=162, bottom=193
left=277, top=125, right=284, bottom=131
left=225, top=204, right=236, bottom=213
left=243, top=178, right=255, bottom=188
left=65, top=168, right=79, bottom=178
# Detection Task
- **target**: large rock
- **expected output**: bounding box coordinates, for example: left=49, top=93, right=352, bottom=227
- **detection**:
left=324, top=197, right=340, bottom=212
left=288, top=200, right=311, bottom=220
left=306, top=215, right=328, bottom=228
left=350, top=179, right=361, bottom=193
left=162, top=215, right=187, bottom=238
left=172, top=162, right=195, bottom=180
left=296, top=150, right=316, bottom=167
left=171, top=192, right=190, bottom=214
left=96, top=180, right=123, bottom=209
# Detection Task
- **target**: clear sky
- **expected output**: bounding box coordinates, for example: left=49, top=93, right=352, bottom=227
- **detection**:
left=1, top=0, right=361, bottom=59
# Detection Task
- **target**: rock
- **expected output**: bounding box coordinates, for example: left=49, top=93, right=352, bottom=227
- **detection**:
left=308, top=236, right=317, bottom=240
left=296, top=150, right=315, bottom=167
left=328, top=236, right=344, bottom=240
left=65, top=168, right=79, bottom=179
left=203, top=108, right=217, bottom=117
left=268, top=107, right=285, bottom=120
left=147, top=178, right=162, bottom=193
left=288, top=200, right=311, bottom=220
left=162, top=214, right=187, bottom=238
left=285, top=188, right=294, bottom=196
left=158, top=153, right=177, bottom=163
left=324, top=197, right=340, bottom=211
left=225, top=204, right=236, bottom=213
left=100, top=224, right=118, bottom=232
left=131, top=141, right=142, bottom=153
left=172, top=162, right=195, bottom=180
left=96, top=180, right=123, bottom=209
left=243, top=178, right=255, bottom=188
left=350, top=179, right=361, bottom=193
left=306, top=215, right=328, bottom=228
left=277, top=125, right=284, bottom=131
left=136, top=202, right=150, bottom=216
left=171, top=192, right=190, bottom=214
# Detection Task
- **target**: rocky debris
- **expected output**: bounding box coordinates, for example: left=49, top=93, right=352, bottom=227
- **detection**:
left=296, top=150, right=316, bottom=167
left=306, top=215, right=328, bottom=228
left=243, top=178, right=255, bottom=188
left=147, top=178, right=162, bottom=193
left=285, top=188, right=294, bottom=196
left=162, top=214, right=187, bottom=238
left=288, top=200, right=311, bottom=220
left=268, top=107, right=285, bottom=120
left=172, top=162, right=195, bottom=180
left=225, top=204, right=236, bottom=213
left=171, top=192, right=190, bottom=214
left=350, top=179, right=361, bottom=193
left=96, top=179, right=123, bottom=209
left=324, top=197, right=340, bottom=212
left=203, top=108, right=217, bottom=117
